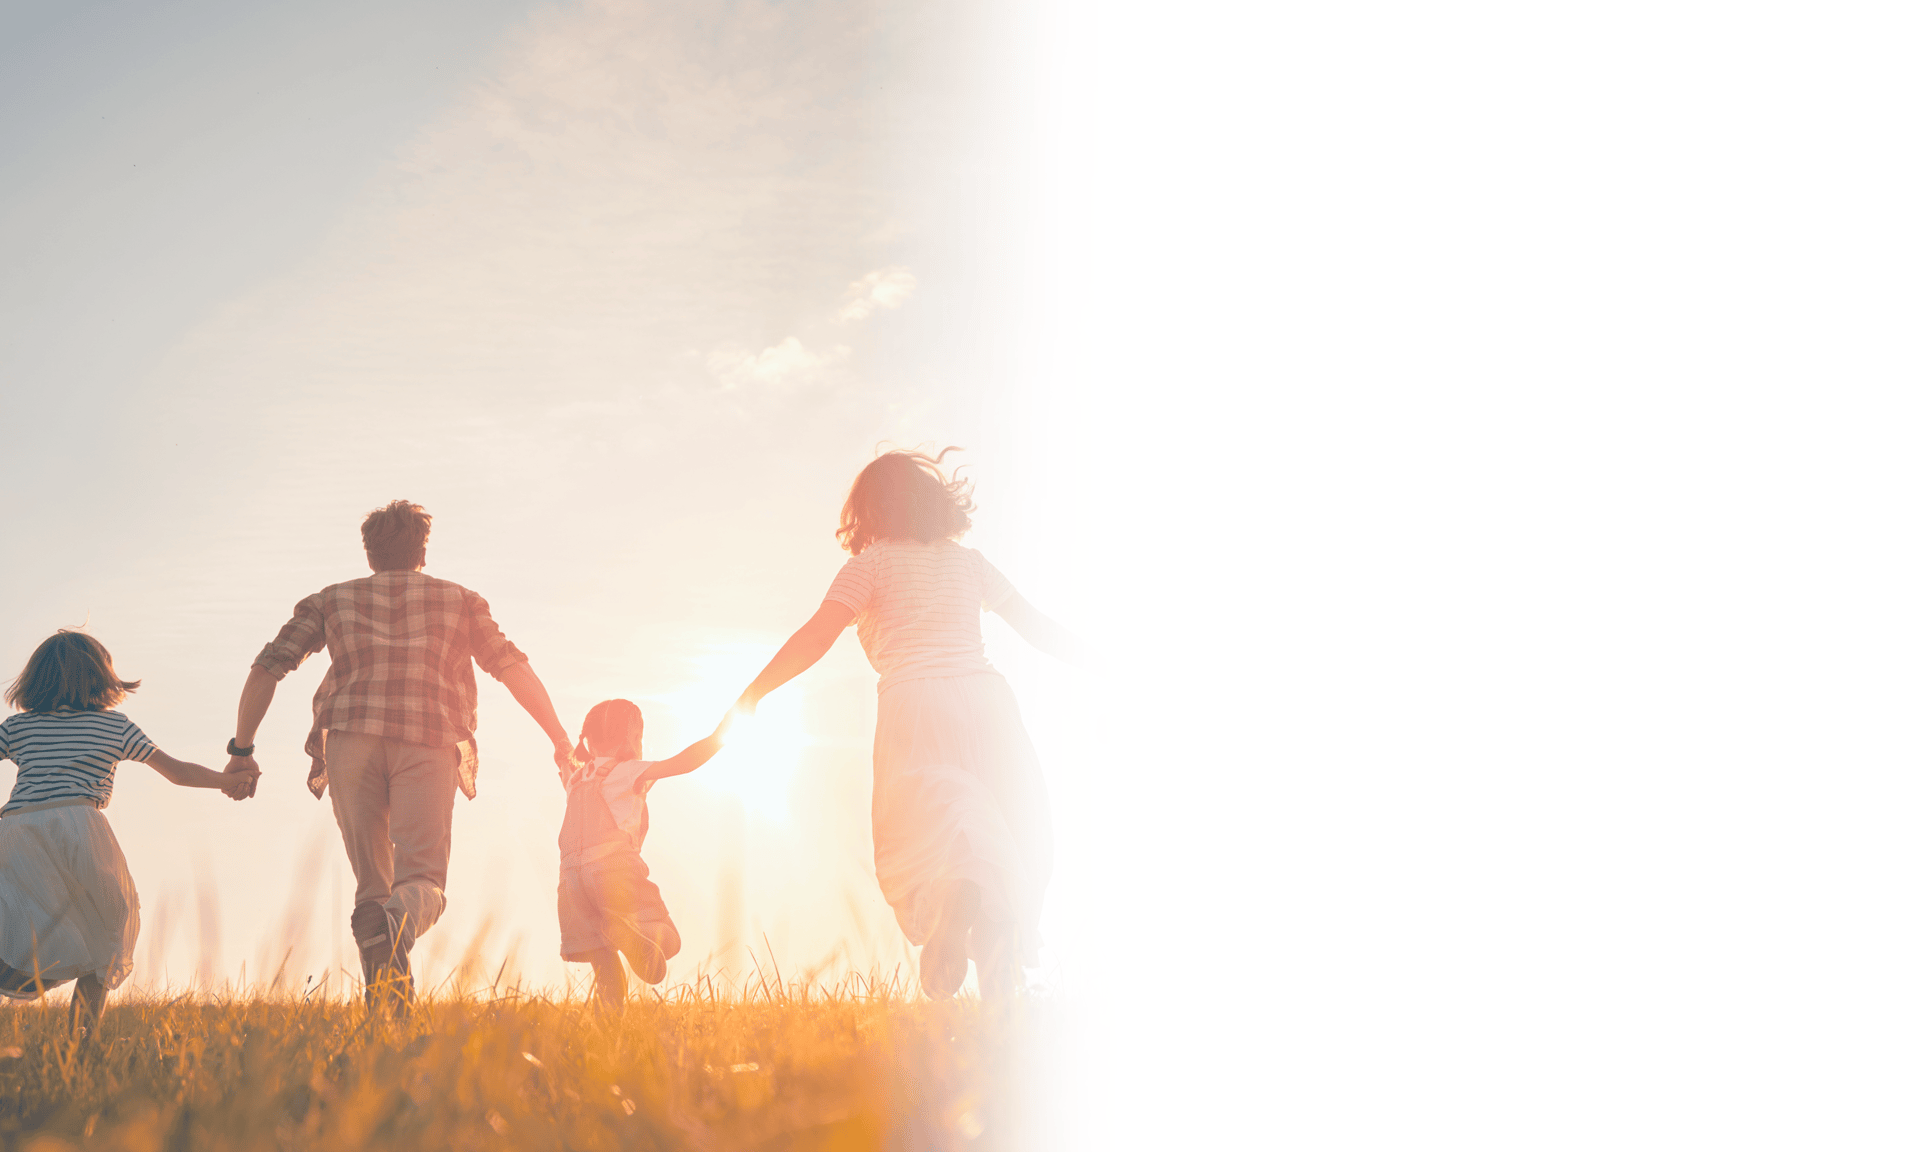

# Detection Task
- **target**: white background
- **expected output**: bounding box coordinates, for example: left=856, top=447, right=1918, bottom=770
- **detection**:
left=1025, top=1, right=1920, bottom=1146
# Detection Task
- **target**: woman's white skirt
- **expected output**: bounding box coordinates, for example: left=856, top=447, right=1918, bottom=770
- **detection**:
left=0, top=804, right=140, bottom=996
left=872, top=673, right=1052, bottom=965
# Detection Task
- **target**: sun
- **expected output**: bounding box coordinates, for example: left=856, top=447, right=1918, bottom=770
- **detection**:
left=654, top=643, right=812, bottom=822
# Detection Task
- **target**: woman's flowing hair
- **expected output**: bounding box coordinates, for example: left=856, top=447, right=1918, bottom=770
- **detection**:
left=574, top=698, right=644, bottom=765
left=836, top=447, right=976, bottom=555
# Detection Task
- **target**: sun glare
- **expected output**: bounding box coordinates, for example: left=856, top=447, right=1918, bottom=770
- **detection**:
left=656, top=644, right=812, bottom=822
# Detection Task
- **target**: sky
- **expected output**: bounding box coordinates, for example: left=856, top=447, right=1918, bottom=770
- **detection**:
left=0, top=0, right=1060, bottom=993
left=6, top=0, right=1920, bottom=1147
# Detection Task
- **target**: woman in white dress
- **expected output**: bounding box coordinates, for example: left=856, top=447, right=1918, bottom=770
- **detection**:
left=735, top=449, right=1077, bottom=1000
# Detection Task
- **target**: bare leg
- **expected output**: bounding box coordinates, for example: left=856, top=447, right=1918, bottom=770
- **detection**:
left=585, top=948, right=627, bottom=1010
left=69, top=973, right=106, bottom=1040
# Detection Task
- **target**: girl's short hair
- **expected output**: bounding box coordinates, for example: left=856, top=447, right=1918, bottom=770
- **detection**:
left=362, top=499, right=432, bottom=572
left=575, top=699, right=644, bottom=763
left=836, top=447, right=976, bottom=555
left=5, top=631, right=141, bottom=713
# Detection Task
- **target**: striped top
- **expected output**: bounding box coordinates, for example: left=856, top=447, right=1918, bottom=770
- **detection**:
left=824, top=539, right=1018, bottom=691
left=0, top=709, right=156, bottom=816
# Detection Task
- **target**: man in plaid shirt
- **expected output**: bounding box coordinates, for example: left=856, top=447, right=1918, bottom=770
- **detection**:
left=224, top=500, right=576, bottom=1008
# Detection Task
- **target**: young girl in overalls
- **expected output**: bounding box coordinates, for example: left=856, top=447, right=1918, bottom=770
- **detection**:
left=558, top=698, right=724, bottom=1007
left=0, top=630, right=256, bottom=1035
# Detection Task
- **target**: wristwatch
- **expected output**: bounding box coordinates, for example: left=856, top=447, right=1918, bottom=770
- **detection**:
left=227, top=738, right=256, bottom=757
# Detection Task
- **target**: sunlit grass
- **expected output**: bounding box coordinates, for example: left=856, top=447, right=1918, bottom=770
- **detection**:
left=0, top=970, right=1053, bottom=1151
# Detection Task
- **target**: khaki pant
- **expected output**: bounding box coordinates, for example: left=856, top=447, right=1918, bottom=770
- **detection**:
left=325, top=731, right=458, bottom=954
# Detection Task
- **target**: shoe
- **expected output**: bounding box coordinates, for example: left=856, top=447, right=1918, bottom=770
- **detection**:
left=352, top=904, right=414, bottom=1012
left=379, top=909, right=415, bottom=1013
left=919, top=882, right=979, bottom=999
left=613, top=918, right=677, bottom=987
left=625, top=936, right=667, bottom=986
left=969, top=918, right=1018, bottom=1008
left=0, top=960, right=63, bottom=1002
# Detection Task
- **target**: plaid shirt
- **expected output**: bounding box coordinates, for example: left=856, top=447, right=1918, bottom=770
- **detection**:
left=253, top=571, right=528, bottom=801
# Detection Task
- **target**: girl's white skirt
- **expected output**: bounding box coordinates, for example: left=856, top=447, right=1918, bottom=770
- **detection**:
left=872, top=673, right=1052, bottom=965
left=0, top=804, right=140, bottom=996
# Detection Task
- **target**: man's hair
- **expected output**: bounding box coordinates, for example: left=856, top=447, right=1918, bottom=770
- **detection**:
left=5, top=630, right=141, bottom=713
left=362, top=499, right=432, bottom=572
left=836, top=447, right=975, bottom=555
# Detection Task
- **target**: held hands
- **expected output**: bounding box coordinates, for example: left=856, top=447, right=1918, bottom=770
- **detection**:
left=715, top=697, right=758, bottom=746
left=629, top=709, right=735, bottom=790
left=553, top=743, right=585, bottom=784
left=220, top=755, right=261, bottom=801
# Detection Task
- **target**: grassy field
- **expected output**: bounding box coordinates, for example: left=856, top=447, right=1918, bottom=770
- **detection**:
left=0, top=975, right=1057, bottom=1152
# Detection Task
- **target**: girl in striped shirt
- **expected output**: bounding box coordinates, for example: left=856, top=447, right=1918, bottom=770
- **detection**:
left=0, top=630, right=257, bottom=1037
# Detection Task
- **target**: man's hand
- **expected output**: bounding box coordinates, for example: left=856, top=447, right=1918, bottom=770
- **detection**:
left=223, top=754, right=260, bottom=800
left=553, top=744, right=583, bottom=783
left=219, top=761, right=261, bottom=800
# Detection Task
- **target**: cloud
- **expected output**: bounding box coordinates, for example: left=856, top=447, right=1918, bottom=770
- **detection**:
left=837, top=266, right=917, bottom=321
left=706, top=336, right=849, bottom=389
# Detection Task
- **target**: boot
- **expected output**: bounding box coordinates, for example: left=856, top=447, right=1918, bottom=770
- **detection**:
left=352, top=902, right=413, bottom=1013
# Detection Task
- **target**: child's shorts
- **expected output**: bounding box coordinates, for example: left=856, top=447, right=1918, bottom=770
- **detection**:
left=557, top=846, right=681, bottom=963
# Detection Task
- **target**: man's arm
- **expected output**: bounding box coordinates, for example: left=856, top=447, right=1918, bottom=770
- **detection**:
left=497, top=662, right=577, bottom=775
left=466, top=589, right=576, bottom=776
left=224, top=665, right=278, bottom=799
left=233, top=665, right=277, bottom=748
left=233, top=592, right=327, bottom=796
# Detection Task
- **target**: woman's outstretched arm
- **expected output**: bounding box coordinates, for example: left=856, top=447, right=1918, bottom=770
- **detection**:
left=993, top=594, right=1085, bottom=664
left=737, top=601, right=856, bottom=709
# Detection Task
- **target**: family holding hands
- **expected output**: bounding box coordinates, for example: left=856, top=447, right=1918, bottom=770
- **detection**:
left=0, top=449, right=1070, bottom=1034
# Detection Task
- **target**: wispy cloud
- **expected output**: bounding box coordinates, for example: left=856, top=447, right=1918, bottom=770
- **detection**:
left=706, top=337, right=849, bottom=389
left=837, top=266, right=916, bottom=321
